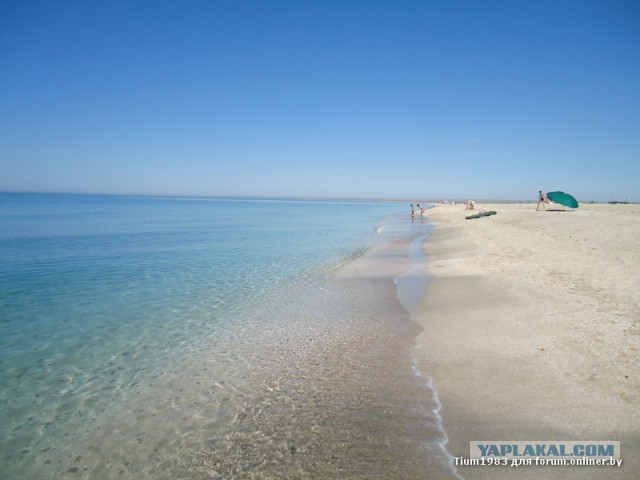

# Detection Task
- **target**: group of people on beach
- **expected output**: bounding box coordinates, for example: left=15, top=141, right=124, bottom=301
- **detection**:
left=411, top=191, right=551, bottom=218
left=410, top=203, right=425, bottom=218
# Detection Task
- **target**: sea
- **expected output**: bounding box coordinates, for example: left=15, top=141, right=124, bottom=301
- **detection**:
left=0, top=193, right=459, bottom=479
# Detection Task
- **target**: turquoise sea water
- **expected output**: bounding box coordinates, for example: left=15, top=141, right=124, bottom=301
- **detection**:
left=0, top=193, right=457, bottom=479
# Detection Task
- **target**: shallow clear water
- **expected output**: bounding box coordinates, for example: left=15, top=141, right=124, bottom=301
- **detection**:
left=0, top=193, right=457, bottom=479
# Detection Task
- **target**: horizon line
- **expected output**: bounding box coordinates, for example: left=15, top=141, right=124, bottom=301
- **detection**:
left=2, top=190, right=629, bottom=204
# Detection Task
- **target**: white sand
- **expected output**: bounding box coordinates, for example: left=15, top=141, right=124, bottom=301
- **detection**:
left=415, top=203, right=640, bottom=479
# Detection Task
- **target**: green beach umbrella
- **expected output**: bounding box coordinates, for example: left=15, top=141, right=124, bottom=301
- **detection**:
left=546, top=191, right=579, bottom=209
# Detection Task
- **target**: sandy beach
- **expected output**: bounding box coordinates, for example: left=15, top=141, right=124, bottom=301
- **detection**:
left=415, top=202, right=640, bottom=479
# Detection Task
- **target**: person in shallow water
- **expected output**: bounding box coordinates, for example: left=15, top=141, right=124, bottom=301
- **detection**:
left=410, top=204, right=415, bottom=218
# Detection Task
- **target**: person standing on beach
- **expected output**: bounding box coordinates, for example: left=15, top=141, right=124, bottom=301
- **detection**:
left=536, top=190, right=547, bottom=211
left=417, top=203, right=425, bottom=217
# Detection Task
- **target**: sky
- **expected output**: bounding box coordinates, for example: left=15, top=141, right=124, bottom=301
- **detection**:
left=1, top=0, right=639, bottom=201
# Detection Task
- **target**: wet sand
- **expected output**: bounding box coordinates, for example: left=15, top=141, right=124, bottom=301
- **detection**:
left=415, top=203, right=640, bottom=479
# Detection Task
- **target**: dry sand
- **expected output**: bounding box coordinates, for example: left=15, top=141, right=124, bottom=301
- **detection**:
left=415, top=203, right=640, bottom=479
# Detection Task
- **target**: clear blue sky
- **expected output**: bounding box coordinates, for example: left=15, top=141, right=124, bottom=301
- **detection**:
left=1, top=0, right=639, bottom=201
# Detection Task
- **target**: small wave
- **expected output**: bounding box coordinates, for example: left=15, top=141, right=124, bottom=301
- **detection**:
left=323, top=223, right=386, bottom=272
left=323, top=243, right=372, bottom=271
left=411, top=353, right=465, bottom=479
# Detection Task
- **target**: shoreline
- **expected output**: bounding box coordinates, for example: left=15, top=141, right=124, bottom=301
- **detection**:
left=415, top=203, right=640, bottom=479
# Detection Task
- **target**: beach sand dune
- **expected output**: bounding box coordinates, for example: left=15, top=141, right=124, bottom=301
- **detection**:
left=416, top=203, right=640, bottom=479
